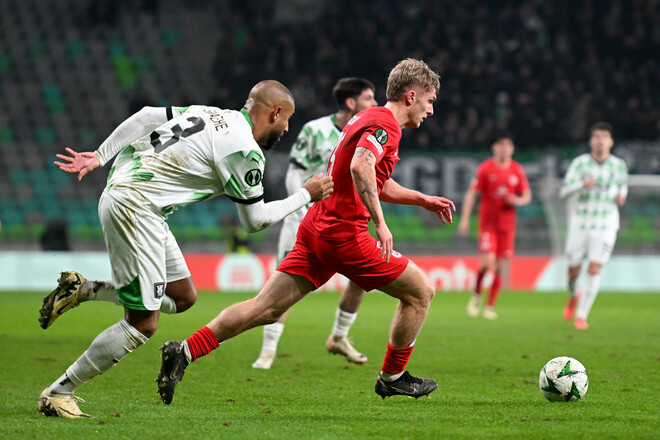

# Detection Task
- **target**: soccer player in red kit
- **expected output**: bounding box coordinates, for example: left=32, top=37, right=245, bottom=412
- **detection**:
left=458, top=134, right=531, bottom=319
left=156, top=59, right=455, bottom=403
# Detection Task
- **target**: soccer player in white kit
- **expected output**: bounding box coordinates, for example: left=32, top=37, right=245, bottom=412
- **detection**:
left=36, top=81, right=333, bottom=419
left=252, top=78, right=378, bottom=369
left=560, top=122, right=628, bottom=330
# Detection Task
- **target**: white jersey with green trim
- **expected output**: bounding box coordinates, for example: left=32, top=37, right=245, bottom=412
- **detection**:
left=561, top=153, right=628, bottom=231
left=290, top=114, right=341, bottom=180
left=104, top=105, right=265, bottom=217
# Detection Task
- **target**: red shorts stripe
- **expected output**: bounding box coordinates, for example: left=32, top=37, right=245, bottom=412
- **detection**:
left=277, top=226, right=409, bottom=292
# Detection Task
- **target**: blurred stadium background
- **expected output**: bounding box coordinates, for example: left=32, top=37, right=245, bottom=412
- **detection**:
left=0, top=0, right=659, bottom=290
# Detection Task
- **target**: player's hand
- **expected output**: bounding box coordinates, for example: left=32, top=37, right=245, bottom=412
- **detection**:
left=374, top=222, right=393, bottom=262
left=303, top=173, right=334, bottom=202
left=505, top=194, right=520, bottom=207
left=54, top=147, right=100, bottom=181
left=583, top=178, right=596, bottom=188
left=458, top=219, right=469, bottom=236
left=421, top=196, right=455, bottom=224
left=617, top=194, right=626, bottom=206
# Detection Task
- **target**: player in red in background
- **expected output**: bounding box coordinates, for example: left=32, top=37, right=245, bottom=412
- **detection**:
left=156, top=59, right=455, bottom=404
left=458, top=134, right=531, bottom=319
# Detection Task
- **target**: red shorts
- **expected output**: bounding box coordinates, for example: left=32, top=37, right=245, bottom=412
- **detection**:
left=277, top=226, right=409, bottom=292
left=478, top=227, right=515, bottom=258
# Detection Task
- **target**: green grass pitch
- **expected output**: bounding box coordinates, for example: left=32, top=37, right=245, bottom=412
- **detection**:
left=1, top=290, right=659, bottom=439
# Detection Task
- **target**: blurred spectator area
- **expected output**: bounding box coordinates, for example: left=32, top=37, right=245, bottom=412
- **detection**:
left=0, top=0, right=658, bottom=251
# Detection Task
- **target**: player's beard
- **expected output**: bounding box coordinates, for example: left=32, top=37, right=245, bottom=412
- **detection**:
left=261, top=129, right=283, bottom=150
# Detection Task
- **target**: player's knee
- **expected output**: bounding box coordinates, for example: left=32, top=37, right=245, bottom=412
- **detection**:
left=176, top=287, right=198, bottom=313
left=587, top=263, right=601, bottom=276
left=412, top=280, right=435, bottom=309
left=130, top=319, right=158, bottom=338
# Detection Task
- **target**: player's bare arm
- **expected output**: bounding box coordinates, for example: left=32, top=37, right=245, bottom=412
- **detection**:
left=350, top=146, right=393, bottom=261
left=380, top=179, right=454, bottom=224
left=458, top=187, right=478, bottom=235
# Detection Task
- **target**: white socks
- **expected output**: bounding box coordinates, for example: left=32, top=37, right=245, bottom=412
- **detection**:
left=576, top=273, right=601, bottom=321
left=260, top=322, right=284, bottom=354
left=331, top=308, right=357, bottom=338
left=80, top=280, right=120, bottom=306
left=49, top=319, right=148, bottom=394
left=80, top=279, right=177, bottom=314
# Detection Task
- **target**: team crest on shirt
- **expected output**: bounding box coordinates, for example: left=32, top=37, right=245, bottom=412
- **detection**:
left=154, top=282, right=165, bottom=299
left=245, top=169, right=262, bottom=186
left=374, top=128, right=388, bottom=145
left=509, top=175, right=519, bottom=186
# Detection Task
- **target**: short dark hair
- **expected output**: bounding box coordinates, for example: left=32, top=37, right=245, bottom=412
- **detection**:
left=333, top=77, right=375, bottom=111
left=590, top=121, right=613, bottom=137
left=491, top=131, right=513, bottom=146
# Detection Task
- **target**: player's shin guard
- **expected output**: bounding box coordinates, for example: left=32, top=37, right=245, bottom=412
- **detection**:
left=49, top=319, right=148, bottom=394
left=185, top=326, right=220, bottom=362
left=487, top=274, right=502, bottom=307
left=381, top=342, right=415, bottom=381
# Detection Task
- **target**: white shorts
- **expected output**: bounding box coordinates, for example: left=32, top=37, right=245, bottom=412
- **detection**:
left=99, top=192, right=190, bottom=311
left=565, top=227, right=617, bottom=267
left=276, top=204, right=307, bottom=263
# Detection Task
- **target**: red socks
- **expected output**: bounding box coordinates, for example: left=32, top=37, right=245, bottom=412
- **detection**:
left=475, top=268, right=486, bottom=295
left=487, top=274, right=502, bottom=307
left=186, top=326, right=219, bottom=362
left=381, top=342, right=415, bottom=375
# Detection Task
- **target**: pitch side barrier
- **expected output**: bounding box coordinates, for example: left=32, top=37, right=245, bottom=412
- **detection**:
left=0, top=252, right=657, bottom=292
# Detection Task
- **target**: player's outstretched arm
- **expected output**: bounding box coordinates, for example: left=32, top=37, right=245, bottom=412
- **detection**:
left=350, top=147, right=393, bottom=261
left=94, top=106, right=170, bottom=167
left=380, top=179, right=454, bottom=224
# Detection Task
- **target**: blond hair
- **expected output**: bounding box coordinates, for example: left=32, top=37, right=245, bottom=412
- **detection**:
left=386, top=58, right=440, bottom=102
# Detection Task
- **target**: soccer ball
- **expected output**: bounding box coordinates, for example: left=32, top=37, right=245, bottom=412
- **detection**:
left=539, top=356, right=589, bottom=402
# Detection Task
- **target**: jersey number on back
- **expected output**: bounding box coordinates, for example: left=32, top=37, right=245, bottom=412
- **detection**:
left=151, top=117, right=206, bottom=153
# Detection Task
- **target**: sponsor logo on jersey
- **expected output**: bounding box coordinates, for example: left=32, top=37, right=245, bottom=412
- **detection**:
left=245, top=169, right=262, bottom=186
left=154, top=282, right=165, bottom=299
left=374, top=128, right=388, bottom=145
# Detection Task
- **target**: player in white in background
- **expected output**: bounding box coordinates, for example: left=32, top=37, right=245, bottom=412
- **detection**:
left=36, top=80, right=333, bottom=419
left=560, top=122, right=628, bottom=330
left=252, top=77, right=378, bottom=369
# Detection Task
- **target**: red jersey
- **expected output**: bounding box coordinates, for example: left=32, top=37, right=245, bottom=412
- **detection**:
left=472, top=158, right=529, bottom=231
left=302, top=107, right=402, bottom=240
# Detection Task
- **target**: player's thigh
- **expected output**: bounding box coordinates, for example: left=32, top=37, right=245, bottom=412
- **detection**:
left=99, top=194, right=167, bottom=312
left=565, top=228, right=587, bottom=266
left=478, top=229, right=497, bottom=255
left=377, top=260, right=434, bottom=306
left=496, top=229, right=515, bottom=259
left=586, top=229, right=617, bottom=265
left=252, top=270, right=315, bottom=316
left=333, top=233, right=408, bottom=292
left=277, top=226, right=336, bottom=290
left=163, top=226, right=195, bottom=303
